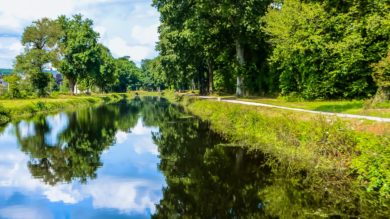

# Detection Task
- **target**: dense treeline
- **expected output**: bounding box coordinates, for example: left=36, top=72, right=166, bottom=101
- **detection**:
left=152, top=0, right=390, bottom=101
left=10, top=15, right=151, bottom=98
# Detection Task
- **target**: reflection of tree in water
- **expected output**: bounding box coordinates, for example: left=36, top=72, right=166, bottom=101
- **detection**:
left=151, top=113, right=271, bottom=218
left=15, top=101, right=141, bottom=185
left=150, top=99, right=389, bottom=218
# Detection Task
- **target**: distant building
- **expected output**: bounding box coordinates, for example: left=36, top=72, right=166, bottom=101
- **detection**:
left=44, top=68, right=63, bottom=86
left=0, top=75, right=8, bottom=87
left=0, top=69, right=12, bottom=87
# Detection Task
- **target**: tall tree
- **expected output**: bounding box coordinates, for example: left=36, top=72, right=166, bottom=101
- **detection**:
left=14, top=18, right=62, bottom=96
left=263, top=0, right=390, bottom=100
left=94, top=44, right=116, bottom=93
left=113, top=57, right=143, bottom=92
left=141, top=57, right=166, bottom=91
left=153, top=0, right=272, bottom=96
left=56, top=14, right=100, bottom=94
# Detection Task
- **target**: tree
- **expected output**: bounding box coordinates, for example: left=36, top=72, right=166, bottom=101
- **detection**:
left=153, top=0, right=272, bottom=96
left=372, top=52, right=390, bottom=102
left=263, top=0, right=390, bottom=100
left=3, top=74, right=22, bottom=98
left=141, top=57, right=166, bottom=91
left=94, top=44, right=116, bottom=93
left=14, top=18, right=61, bottom=96
left=56, top=14, right=100, bottom=94
left=113, top=57, right=143, bottom=92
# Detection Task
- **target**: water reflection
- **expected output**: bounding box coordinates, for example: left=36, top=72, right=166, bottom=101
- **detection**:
left=0, top=97, right=388, bottom=218
left=0, top=98, right=164, bottom=218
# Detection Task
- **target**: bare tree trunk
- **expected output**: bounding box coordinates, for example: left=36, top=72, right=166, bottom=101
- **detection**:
left=236, top=40, right=245, bottom=97
left=207, top=59, right=214, bottom=94
left=69, top=79, right=76, bottom=95
left=191, top=79, right=196, bottom=91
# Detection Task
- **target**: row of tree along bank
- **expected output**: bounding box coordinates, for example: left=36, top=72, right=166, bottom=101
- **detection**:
left=151, top=0, right=390, bottom=102
left=6, top=15, right=162, bottom=99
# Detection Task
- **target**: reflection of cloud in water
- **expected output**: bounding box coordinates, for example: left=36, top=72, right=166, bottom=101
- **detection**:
left=87, top=177, right=160, bottom=213
left=116, top=118, right=159, bottom=156
left=17, top=121, right=35, bottom=139
left=133, top=138, right=159, bottom=155
left=44, top=113, right=69, bottom=146
left=0, top=205, right=51, bottom=219
left=131, top=119, right=154, bottom=135
left=43, top=185, right=83, bottom=204
left=0, top=124, right=17, bottom=143
left=0, top=122, right=163, bottom=215
left=115, top=131, right=128, bottom=144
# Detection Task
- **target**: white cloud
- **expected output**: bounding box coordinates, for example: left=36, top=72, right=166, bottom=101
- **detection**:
left=131, top=24, right=159, bottom=45
left=108, top=37, right=152, bottom=62
left=9, top=42, right=23, bottom=53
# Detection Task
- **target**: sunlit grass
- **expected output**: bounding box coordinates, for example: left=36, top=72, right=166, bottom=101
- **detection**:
left=214, top=96, right=390, bottom=118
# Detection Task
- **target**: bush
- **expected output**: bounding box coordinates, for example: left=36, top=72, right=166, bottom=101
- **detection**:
left=0, top=104, right=11, bottom=125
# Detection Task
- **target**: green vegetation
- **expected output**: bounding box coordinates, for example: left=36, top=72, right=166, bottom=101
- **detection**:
left=0, top=93, right=130, bottom=125
left=150, top=0, right=390, bottom=103
left=167, top=95, right=390, bottom=201
left=214, top=96, right=390, bottom=118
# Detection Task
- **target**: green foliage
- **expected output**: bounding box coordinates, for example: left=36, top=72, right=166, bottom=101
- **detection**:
left=263, top=0, right=390, bottom=100
left=14, top=18, right=61, bottom=97
left=94, top=45, right=116, bottom=92
left=372, top=52, right=390, bottom=88
left=56, top=14, right=100, bottom=94
left=0, top=104, right=10, bottom=125
left=153, top=0, right=273, bottom=95
left=3, top=74, right=22, bottom=98
left=141, top=57, right=166, bottom=91
left=353, top=135, right=390, bottom=198
left=113, top=58, right=142, bottom=92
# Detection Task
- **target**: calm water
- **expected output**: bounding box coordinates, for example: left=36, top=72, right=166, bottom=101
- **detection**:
left=0, top=97, right=387, bottom=218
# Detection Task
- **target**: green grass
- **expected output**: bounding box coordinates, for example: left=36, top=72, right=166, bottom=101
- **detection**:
left=0, top=93, right=131, bottom=125
left=212, top=96, right=390, bottom=118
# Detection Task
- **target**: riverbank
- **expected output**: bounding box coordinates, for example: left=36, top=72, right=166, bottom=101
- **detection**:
left=0, top=93, right=132, bottom=125
left=133, top=91, right=390, bottom=200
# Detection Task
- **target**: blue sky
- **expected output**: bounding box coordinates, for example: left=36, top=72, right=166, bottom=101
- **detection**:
left=0, top=0, right=160, bottom=68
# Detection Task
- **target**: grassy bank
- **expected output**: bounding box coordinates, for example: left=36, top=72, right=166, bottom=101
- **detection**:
left=0, top=93, right=132, bottom=125
left=206, top=95, right=390, bottom=118
left=169, top=96, right=390, bottom=199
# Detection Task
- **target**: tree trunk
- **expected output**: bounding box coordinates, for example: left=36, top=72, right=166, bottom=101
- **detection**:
left=236, top=40, right=245, bottom=97
left=207, top=59, right=214, bottom=94
left=234, top=148, right=244, bottom=173
left=69, top=79, right=76, bottom=95
left=373, top=86, right=390, bottom=104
